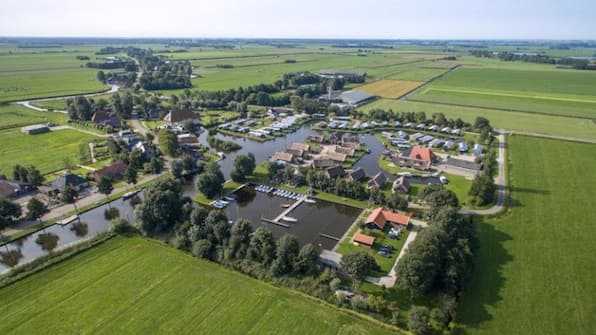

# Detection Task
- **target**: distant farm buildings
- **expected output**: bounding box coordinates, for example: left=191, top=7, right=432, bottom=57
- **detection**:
left=21, top=124, right=49, bottom=135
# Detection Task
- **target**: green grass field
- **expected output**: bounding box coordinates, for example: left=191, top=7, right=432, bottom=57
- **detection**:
left=457, top=136, right=596, bottom=335
left=0, top=236, right=398, bottom=335
left=411, top=67, right=596, bottom=119
left=361, top=99, right=596, bottom=141
left=0, top=104, right=67, bottom=130
left=0, top=128, right=99, bottom=175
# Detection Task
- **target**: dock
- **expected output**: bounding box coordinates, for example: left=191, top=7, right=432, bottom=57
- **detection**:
left=272, top=196, right=306, bottom=223
left=260, top=217, right=290, bottom=228
left=319, top=233, right=341, bottom=241
left=57, top=215, right=79, bottom=226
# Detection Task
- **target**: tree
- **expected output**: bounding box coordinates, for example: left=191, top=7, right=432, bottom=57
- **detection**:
left=294, top=243, right=320, bottom=276
left=408, top=306, right=430, bottom=335
left=25, top=165, right=43, bottom=186
left=270, top=234, right=300, bottom=276
left=196, top=172, right=223, bottom=199
left=230, top=153, right=256, bottom=182
left=350, top=295, right=368, bottom=310
left=0, top=196, right=22, bottom=229
left=387, top=193, right=408, bottom=211
left=366, top=295, right=387, bottom=313
left=124, top=166, right=138, bottom=189
left=228, top=219, right=253, bottom=259
left=191, top=239, right=213, bottom=259
left=149, top=157, right=163, bottom=174
left=97, top=176, right=114, bottom=207
left=26, top=198, right=47, bottom=221
left=135, top=178, right=183, bottom=235
left=248, top=227, right=276, bottom=265
left=61, top=186, right=78, bottom=213
left=35, top=232, right=60, bottom=253
left=97, top=70, right=106, bottom=83
left=171, top=159, right=184, bottom=179
left=474, top=116, right=491, bottom=131
left=339, top=252, right=378, bottom=289
left=468, top=173, right=496, bottom=206
left=158, top=129, right=180, bottom=157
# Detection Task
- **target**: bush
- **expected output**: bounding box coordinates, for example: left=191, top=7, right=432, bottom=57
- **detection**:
left=104, top=207, right=120, bottom=220
left=408, top=306, right=430, bottom=335
left=367, top=295, right=387, bottom=313
left=111, top=218, right=135, bottom=234
left=191, top=239, right=213, bottom=259
left=350, top=295, right=368, bottom=311
left=329, top=277, right=342, bottom=291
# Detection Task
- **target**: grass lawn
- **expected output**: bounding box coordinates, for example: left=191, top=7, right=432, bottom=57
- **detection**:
left=0, top=236, right=399, bottom=334
left=31, top=99, right=68, bottom=110
left=355, top=79, right=425, bottom=99
left=336, top=222, right=411, bottom=277
left=457, top=136, right=596, bottom=335
left=0, top=104, right=67, bottom=130
left=0, top=69, right=107, bottom=103
left=361, top=99, right=596, bottom=141
left=412, top=67, right=596, bottom=119
left=0, top=128, right=99, bottom=176
left=192, top=180, right=244, bottom=205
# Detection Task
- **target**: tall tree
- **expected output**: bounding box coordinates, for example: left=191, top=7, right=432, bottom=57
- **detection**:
left=270, top=234, right=300, bottom=276
left=124, top=166, right=138, bottom=189
left=228, top=219, right=253, bottom=259
left=339, top=252, right=378, bottom=289
left=135, top=177, right=183, bottom=235
left=248, top=227, right=276, bottom=265
left=26, top=198, right=47, bottom=222
left=0, top=197, right=22, bottom=230
left=97, top=176, right=114, bottom=207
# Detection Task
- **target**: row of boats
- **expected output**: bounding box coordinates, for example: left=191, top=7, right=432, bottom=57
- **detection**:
left=254, top=184, right=316, bottom=204
left=212, top=194, right=237, bottom=209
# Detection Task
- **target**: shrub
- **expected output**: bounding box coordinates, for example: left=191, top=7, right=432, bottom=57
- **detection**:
left=408, top=306, right=430, bottom=335
left=350, top=295, right=368, bottom=311
left=329, top=277, right=342, bottom=291
left=104, top=207, right=120, bottom=220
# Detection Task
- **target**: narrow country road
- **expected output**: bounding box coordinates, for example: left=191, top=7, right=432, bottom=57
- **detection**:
left=14, top=84, right=119, bottom=113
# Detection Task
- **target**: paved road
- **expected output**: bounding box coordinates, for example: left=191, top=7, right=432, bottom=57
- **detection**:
left=365, top=218, right=428, bottom=288
left=459, top=133, right=507, bottom=215
left=14, top=85, right=119, bottom=113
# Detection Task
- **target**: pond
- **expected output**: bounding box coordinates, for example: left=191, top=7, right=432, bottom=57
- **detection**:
left=0, top=196, right=140, bottom=274
left=223, top=185, right=362, bottom=250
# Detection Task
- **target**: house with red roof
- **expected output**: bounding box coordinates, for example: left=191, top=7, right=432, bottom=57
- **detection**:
left=365, top=207, right=411, bottom=230
left=394, top=146, right=435, bottom=170
left=353, top=232, right=375, bottom=247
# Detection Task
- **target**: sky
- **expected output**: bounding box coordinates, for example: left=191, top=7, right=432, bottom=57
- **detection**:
left=1, top=0, right=595, bottom=39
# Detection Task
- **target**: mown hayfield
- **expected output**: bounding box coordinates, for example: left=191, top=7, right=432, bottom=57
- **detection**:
left=411, top=67, right=596, bottom=118
left=0, top=104, right=67, bottom=130
left=356, top=79, right=424, bottom=98
left=457, top=136, right=596, bottom=335
left=361, top=99, right=596, bottom=141
left=0, top=69, right=108, bottom=102
left=0, top=128, right=98, bottom=175
left=0, top=237, right=399, bottom=335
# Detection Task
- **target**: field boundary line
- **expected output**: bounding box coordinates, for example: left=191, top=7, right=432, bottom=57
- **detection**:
left=423, top=87, right=596, bottom=104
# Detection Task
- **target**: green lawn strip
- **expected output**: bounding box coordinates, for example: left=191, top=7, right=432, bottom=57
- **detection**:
left=0, top=128, right=100, bottom=176
left=336, top=222, right=411, bottom=276
left=0, top=104, right=67, bottom=130
left=456, top=136, right=596, bottom=335
left=361, top=99, right=596, bottom=141
left=0, top=236, right=401, bottom=334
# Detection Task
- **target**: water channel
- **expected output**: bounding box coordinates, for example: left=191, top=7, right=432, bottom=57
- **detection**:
left=1, top=123, right=389, bottom=273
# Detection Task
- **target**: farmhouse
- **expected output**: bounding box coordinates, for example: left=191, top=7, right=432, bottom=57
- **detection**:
left=21, top=124, right=49, bottom=135
left=346, top=167, right=366, bottom=182
left=163, top=110, right=199, bottom=125
left=392, top=175, right=410, bottom=194
left=367, top=172, right=387, bottom=190
left=91, top=161, right=127, bottom=181
left=353, top=232, right=375, bottom=248
left=91, top=111, right=121, bottom=128
left=0, top=179, right=32, bottom=198
left=394, top=146, right=435, bottom=170
left=311, top=157, right=335, bottom=168
left=365, top=207, right=410, bottom=230
left=325, top=166, right=344, bottom=179
left=41, top=173, right=88, bottom=195
left=272, top=152, right=295, bottom=164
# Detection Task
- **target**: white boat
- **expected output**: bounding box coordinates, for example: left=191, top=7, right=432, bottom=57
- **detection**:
left=304, top=198, right=316, bottom=204
left=281, top=216, right=298, bottom=223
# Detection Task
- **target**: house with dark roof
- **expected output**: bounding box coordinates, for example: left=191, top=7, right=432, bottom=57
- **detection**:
left=392, top=176, right=410, bottom=194
left=339, top=90, right=375, bottom=106
left=367, top=172, right=387, bottom=190
left=91, top=111, right=121, bottom=128
left=365, top=207, right=410, bottom=230
left=394, top=146, right=435, bottom=170
left=91, top=161, right=127, bottom=181
left=43, top=173, right=88, bottom=194
left=325, top=166, right=344, bottom=179
left=0, top=179, right=32, bottom=198
left=271, top=152, right=295, bottom=164
left=311, top=157, right=335, bottom=169
left=346, top=167, right=366, bottom=182
left=163, top=110, right=199, bottom=125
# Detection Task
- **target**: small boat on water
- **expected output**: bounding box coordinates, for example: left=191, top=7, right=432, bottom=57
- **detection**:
left=304, top=198, right=316, bottom=204
left=280, top=204, right=291, bottom=208
left=216, top=151, right=226, bottom=158
left=281, top=216, right=298, bottom=223
left=122, top=189, right=141, bottom=199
